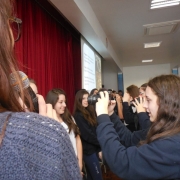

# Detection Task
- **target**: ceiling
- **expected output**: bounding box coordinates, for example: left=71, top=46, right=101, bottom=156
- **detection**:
left=48, top=0, right=180, bottom=71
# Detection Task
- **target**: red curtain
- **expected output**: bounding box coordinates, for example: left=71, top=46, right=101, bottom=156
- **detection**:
left=14, top=0, right=81, bottom=112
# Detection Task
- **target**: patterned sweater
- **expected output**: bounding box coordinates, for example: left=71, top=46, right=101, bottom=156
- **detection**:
left=0, top=112, right=82, bottom=180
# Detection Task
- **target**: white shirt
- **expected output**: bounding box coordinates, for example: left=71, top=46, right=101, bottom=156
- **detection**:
left=61, top=121, right=77, bottom=156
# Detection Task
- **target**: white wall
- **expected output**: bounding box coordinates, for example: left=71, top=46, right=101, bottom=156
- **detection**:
left=123, top=64, right=171, bottom=91
left=102, top=60, right=120, bottom=91
left=170, top=55, right=180, bottom=70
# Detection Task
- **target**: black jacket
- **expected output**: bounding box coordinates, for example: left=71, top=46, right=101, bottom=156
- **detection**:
left=73, top=111, right=101, bottom=155
left=123, top=102, right=140, bottom=132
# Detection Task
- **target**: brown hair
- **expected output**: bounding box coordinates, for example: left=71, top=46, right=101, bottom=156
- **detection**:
left=140, top=74, right=180, bottom=145
left=46, top=88, right=79, bottom=137
left=29, top=78, right=36, bottom=85
left=0, top=0, right=33, bottom=112
left=89, top=88, right=98, bottom=96
left=73, top=89, right=97, bottom=126
left=126, top=85, right=139, bottom=99
left=140, top=83, right=148, bottom=91
left=0, top=0, right=34, bottom=144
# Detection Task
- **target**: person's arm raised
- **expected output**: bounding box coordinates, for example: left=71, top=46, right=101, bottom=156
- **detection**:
left=37, top=94, right=58, bottom=121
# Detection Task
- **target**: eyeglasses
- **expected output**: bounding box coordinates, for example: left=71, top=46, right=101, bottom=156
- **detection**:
left=9, top=17, right=22, bottom=42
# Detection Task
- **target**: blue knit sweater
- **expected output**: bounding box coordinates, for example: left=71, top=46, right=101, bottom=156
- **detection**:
left=0, top=112, right=82, bottom=180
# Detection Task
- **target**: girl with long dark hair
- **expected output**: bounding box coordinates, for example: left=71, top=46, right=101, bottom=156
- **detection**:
left=123, top=84, right=140, bottom=131
left=73, top=89, right=103, bottom=180
left=46, top=88, right=83, bottom=173
left=96, top=74, right=180, bottom=179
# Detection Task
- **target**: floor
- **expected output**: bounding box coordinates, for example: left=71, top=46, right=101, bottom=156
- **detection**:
left=101, top=164, right=123, bottom=180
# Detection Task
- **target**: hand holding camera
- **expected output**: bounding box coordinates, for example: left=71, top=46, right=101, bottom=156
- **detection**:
left=115, top=94, right=122, bottom=103
left=107, top=99, right=116, bottom=116
left=132, top=97, right=146, bottom=113
left=88, top=91, right=115, bottom=105
left=94, top=91, right=116, bottom=116
left=95, top=91, right=109, bottom=116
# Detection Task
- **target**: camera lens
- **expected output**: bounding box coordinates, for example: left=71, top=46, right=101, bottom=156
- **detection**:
left=87, top=94, right=100, bottom=105
left=88, top=91, right=115, bottom=105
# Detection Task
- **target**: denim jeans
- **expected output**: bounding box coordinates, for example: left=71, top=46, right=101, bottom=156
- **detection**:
left=83, top=153, right=103, bottom=180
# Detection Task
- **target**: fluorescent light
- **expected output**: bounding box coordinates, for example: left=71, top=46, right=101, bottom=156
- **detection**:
left=151, top=3, right=179, bottom=9
left=152, top=0, right=180, bottom=3
left=151, top=1, right=179, bottom=7
left=144, top=42, right=162, bottom=48
left=151, top=1, right=179, bottom=6
left=151, top=0, right=180, bottom=9
left=142, top=59, right=153, bottom=63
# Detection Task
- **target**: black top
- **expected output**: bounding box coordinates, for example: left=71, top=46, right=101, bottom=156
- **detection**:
left=73, top=111, right=101, bottom=155
left=123, top=102, right=140, bottom=132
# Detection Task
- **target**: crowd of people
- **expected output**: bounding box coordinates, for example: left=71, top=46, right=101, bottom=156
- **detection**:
left=1, top=0, right=180, bottom=179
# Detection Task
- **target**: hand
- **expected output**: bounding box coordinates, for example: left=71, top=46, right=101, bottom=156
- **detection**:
left=108, top=100, right=116, bottom=116
left=96, top=91, right=109, bottom=116
left=81, top=171, right=84, bottom=177
left=132, top=97, right=146, bottom=113
left=98, top=151, right=102, bottom=160
left=115, top=94, right=121, bottom=102
left=37, top=94, right=58, bottom=121
left=78, top=161, right=83, bottom=177
left=115, top=94, right=121, bottom=103
left=123, top=92, right=130, bottom=102
left=18, top=96, right=29, bottom=112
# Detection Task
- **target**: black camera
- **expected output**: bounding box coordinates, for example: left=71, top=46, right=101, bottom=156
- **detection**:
left=88, top=91, right=115, bottom=105
left=132, top=97, right=141, bottom=105
left=135, top=97, right=140, bottom=103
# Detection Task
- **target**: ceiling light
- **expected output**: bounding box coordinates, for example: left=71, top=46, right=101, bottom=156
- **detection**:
left=152, top=0, right=180, bottom=3
left=142, top=59, right=153, bottom=63
left=151, top=0, right=180, bottom=9
left=144, top=42, right=162, bottom=48
left=151, top=2, right=180, bottom=9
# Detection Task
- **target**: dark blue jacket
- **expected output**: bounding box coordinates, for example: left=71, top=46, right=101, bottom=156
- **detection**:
left=123, top=102, right=151, bottom=132
left=110, top=112, right=149, bottom=147
left=96, top=113, right=180, bottom=180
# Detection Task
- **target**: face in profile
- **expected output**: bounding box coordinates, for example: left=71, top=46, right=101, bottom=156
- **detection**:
left=143, top=86, right=158, bottom=122
left=54, top=94, right=66, bottom=115
left=118, top=92, right=123, bottom=97
left=139, top=87, right=145, bottom=97
left=93, top=89, right=98, bottom=95
left=82, top=94, right=88, bottom=107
